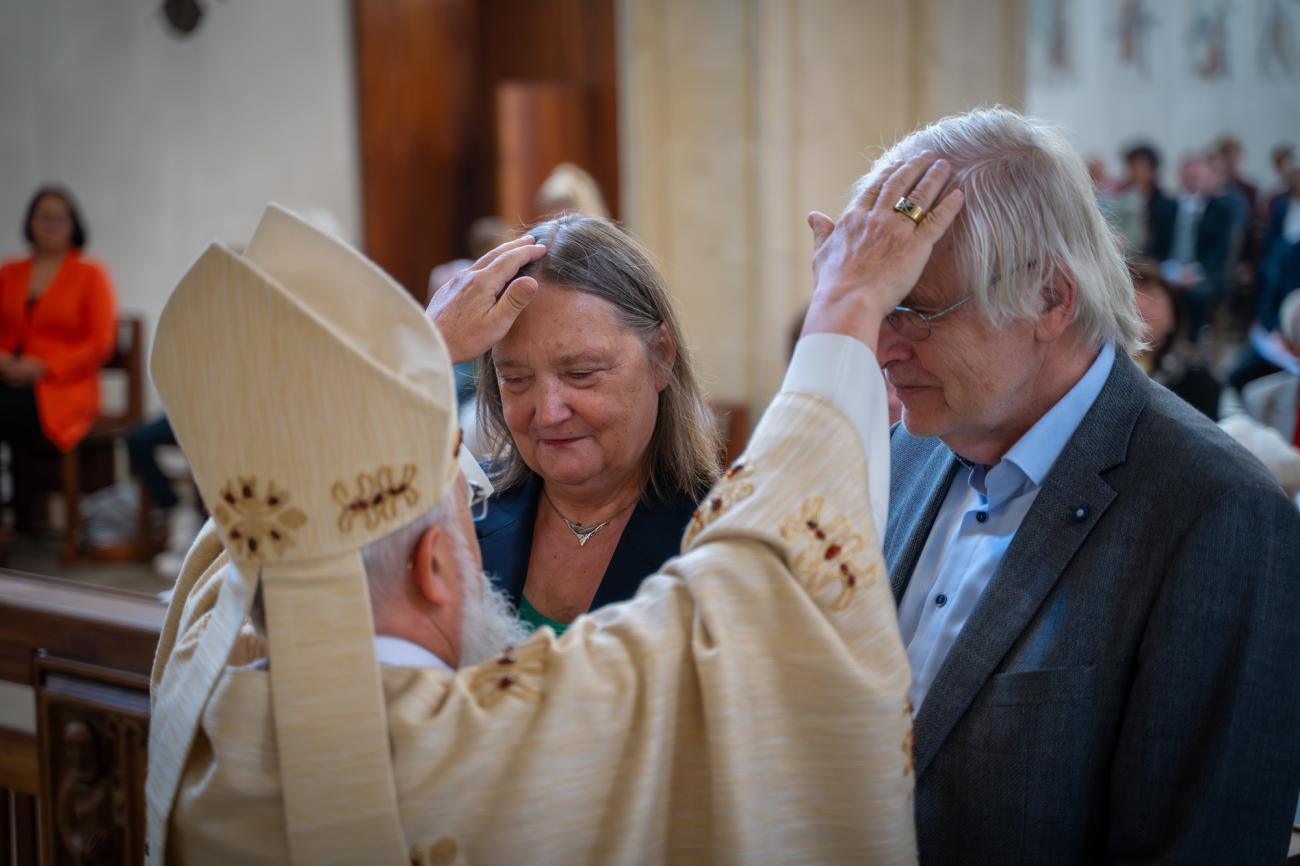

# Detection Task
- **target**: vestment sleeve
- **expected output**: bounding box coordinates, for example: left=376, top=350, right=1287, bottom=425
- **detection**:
left=384, top=358, right=915, bottom=864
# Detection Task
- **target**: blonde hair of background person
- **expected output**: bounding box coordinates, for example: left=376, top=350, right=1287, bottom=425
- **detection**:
left=535, top=163, right=609, bottom=218
left=476, top=214, right=718, bottom=504
left=858, top=108, right=1146, bottom=355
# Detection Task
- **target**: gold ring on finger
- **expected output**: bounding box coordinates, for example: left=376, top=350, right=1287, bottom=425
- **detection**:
left=893, top=196, right=926, bottom=225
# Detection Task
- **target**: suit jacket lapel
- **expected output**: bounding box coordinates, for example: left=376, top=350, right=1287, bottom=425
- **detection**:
left=911, top=355, right=1149, bottom=778
left=884, top=446, right=960, bottom=603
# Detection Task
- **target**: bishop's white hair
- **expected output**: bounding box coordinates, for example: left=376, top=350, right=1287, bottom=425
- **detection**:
left=360, top=494, right=456, bottom=608
left=855, top=107, right=1145, bottom=353
left=362, top=491, right=530, bottom=665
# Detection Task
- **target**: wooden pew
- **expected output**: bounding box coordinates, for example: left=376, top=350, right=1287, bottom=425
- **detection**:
left=0, top=569, right=162, bottom=866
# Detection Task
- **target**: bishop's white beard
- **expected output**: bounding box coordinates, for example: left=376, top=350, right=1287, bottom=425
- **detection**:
left=455, top=540, right=532, bottom=667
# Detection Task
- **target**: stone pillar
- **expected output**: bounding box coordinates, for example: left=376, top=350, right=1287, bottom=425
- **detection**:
left=620, top=0, right=1027, bottom=418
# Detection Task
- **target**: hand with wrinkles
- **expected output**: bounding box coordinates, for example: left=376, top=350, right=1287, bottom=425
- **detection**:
left=801, top=153, right=965, bottom=353
left=426, top=234, right=548, bottom=364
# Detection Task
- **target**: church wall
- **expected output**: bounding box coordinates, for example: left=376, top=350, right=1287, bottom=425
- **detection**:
left=0, top=0, right=361, bottom=413
left=619, top=0, right=1027, bottom=418
left=1025, top=0, right=1300, bottom=191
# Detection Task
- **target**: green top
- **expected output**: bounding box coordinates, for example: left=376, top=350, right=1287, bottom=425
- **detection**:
left=518, top=595, right=570, bottom=637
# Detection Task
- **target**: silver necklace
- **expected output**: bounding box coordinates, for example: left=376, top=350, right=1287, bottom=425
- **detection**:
left=542, top=488, right=635, bottom=547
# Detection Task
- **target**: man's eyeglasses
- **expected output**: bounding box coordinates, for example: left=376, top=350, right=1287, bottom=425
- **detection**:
left=886, top=260, right=1037, bottom=341
left=885, top=294, right=974, bottom=341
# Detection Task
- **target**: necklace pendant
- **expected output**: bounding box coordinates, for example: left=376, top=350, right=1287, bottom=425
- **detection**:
left=564, top=518, right=608, bottom=547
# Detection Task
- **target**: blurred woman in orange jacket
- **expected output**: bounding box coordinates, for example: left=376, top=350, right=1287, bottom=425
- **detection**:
left=0, top=186, right=117, bottom=465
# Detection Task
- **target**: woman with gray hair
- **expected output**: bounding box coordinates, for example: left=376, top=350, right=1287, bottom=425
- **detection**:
left=434, top=214, right=718, bottom=635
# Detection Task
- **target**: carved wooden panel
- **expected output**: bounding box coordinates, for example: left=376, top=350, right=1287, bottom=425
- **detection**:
left=34, top=657, right=150, bottom=866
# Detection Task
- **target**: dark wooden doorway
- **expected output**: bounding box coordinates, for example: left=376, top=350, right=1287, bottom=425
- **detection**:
left=353, top=0, right=618, bottom=299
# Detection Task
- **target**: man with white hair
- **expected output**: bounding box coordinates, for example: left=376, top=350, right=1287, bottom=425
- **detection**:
left=849, top=109, right=1300, bottom=864
left=146, top=151, right=964, bottom=866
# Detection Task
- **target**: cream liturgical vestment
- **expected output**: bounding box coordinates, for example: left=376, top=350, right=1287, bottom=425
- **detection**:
left=146, top=206, right=916, bottom=866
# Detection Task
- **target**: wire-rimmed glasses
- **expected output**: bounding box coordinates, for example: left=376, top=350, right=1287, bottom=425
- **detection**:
left=885, top=293, right=975, bottom=341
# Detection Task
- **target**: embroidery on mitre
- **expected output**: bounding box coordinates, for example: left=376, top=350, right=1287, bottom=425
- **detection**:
left=469, top=641, right=547, bottom=708
left=683, top=459, right=756, bottom=546
left=332, top=464, right=420, bottom=533
left=410, top=837, right=461, bottom=866
left=211, top=477, right=309, bottom=560
left=779, top=497, right=879, bottom=611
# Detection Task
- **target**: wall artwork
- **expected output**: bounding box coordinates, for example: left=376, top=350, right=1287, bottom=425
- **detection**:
left=1113, top=0, right=1159, bottom=76
left=1030, top=0, right=1076, bottom=83
left=1189, top=0, right=1234, bottom=80
left=1258, top=0, right=1300, bottom=77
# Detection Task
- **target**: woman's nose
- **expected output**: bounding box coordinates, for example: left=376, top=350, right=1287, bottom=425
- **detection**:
left=535, top=380, right=572, bottom=426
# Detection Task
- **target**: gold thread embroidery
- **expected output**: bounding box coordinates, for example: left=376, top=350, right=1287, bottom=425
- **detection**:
left=683, top=459, right=755, bottom=547
left=332, top=464, right=419, bottom=533
left=469, top=642, right=546, bottom=708
left=211, top=477, right=308, bottom=560
left=779, top=497, right=879, bottom=611
left=410, top=837, right=461, bottom=866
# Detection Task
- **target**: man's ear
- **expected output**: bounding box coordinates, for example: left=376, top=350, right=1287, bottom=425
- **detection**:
left=1035, top=265, right=1078, bottom=343
left=410, top=523, right=453, bottom=607
left=650, top=322, right=676, bottom=391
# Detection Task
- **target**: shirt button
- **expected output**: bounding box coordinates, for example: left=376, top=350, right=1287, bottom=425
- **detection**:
left=975, top=511, right=989, bottom=523
left=935, top=593, right=948, bottom=608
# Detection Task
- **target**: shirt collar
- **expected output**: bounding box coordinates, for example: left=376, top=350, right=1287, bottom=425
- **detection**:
left=373, top=635, right=452, bottom=671
left=963, top=344, right=1115, bottom=501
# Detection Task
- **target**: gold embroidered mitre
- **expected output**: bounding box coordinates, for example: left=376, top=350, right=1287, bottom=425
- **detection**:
left=145, top=205, right=461, bottom=866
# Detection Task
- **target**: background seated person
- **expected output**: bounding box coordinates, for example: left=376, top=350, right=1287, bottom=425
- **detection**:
left=434, top=215, right=719, bottom=635
left=1131, top=258, right=1222, bottom=419
left=0, top=185, right=116, bottom=537
left=1242, top=289, right=1300, bottom=446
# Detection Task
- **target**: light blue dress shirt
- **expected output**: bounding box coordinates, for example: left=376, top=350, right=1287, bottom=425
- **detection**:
left=898, top=343, right=1116, bottom=714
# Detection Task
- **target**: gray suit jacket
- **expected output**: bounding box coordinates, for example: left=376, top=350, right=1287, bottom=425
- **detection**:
left=885, top=353, right=1300, bottom=865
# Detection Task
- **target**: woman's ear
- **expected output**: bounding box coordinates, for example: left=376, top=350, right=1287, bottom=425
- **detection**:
left=650, top=323, right=676, bottom=391
left=410, top=524, right=453, bottom=607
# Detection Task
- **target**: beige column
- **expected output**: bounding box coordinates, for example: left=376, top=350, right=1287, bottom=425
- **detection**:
left=620, top=0, right=1027, bottom=420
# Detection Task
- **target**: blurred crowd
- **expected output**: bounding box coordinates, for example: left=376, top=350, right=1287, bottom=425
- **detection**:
left=1089, top=137, right=1300, bottom=496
